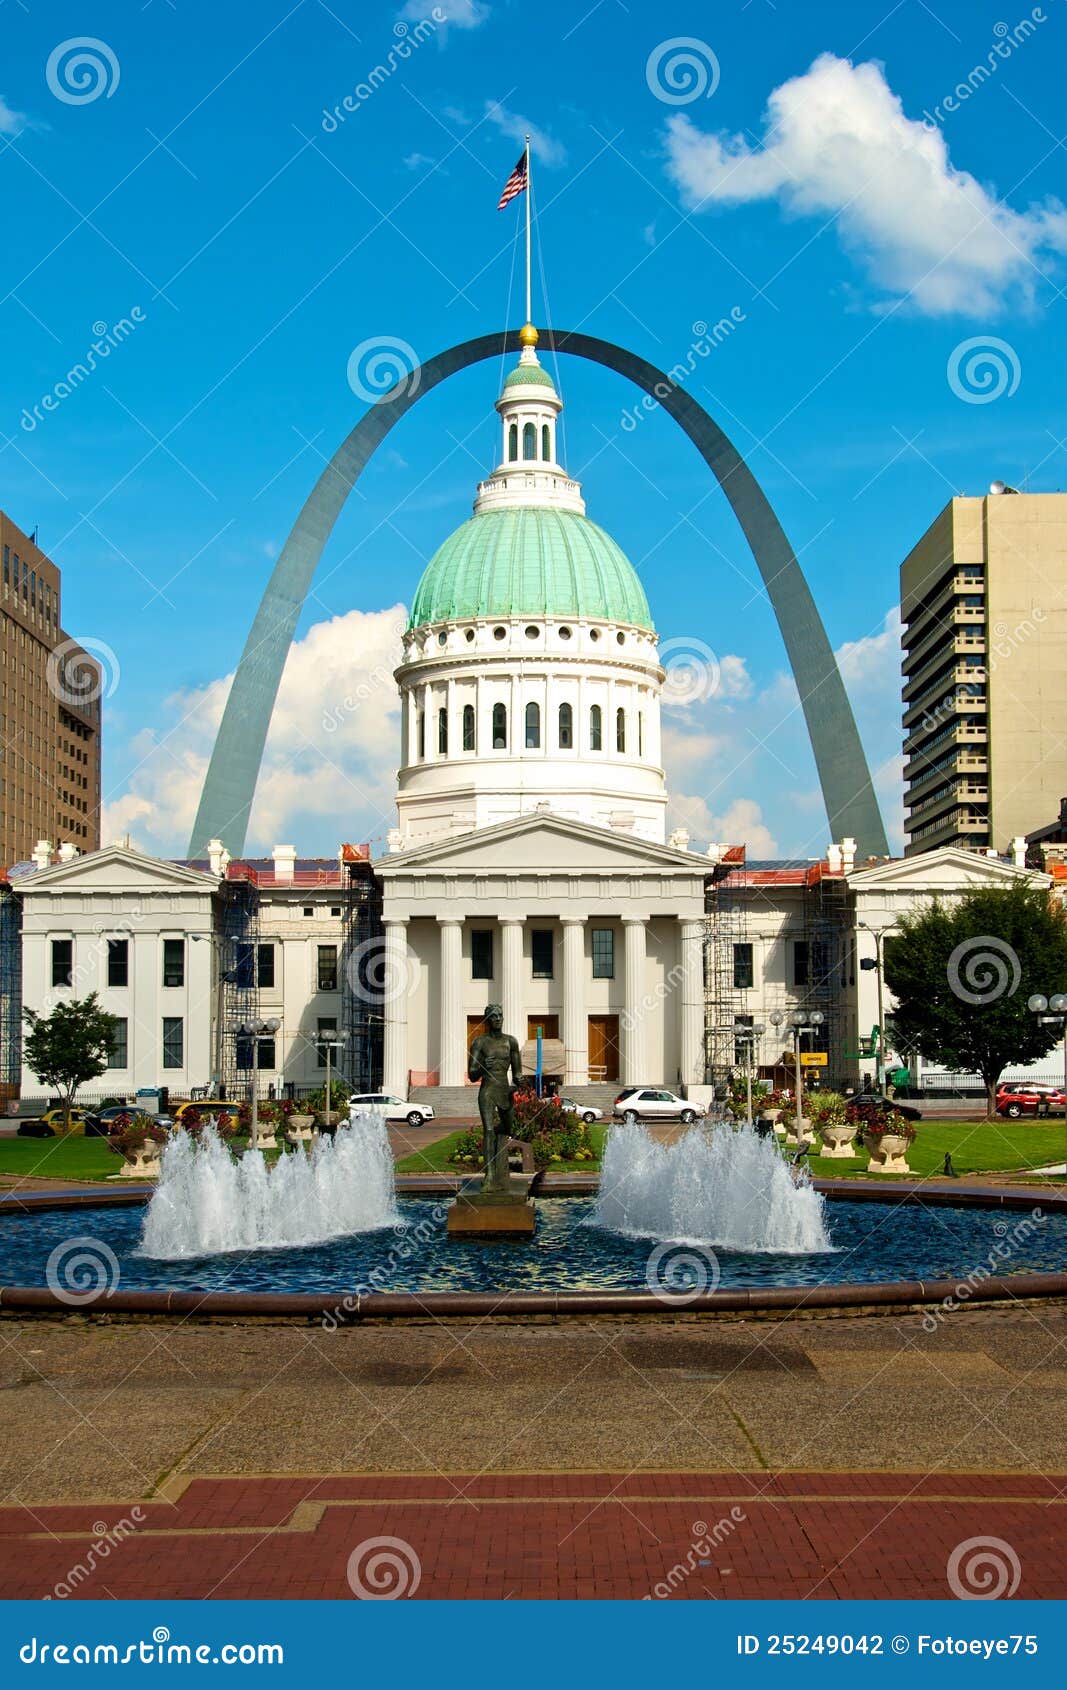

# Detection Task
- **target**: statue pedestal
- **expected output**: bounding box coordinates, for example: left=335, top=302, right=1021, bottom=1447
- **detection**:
left=447, top=1178, right=536, bottom=1239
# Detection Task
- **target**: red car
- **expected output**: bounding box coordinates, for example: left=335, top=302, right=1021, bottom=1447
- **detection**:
left=995, top=1082, right=1067, bottom=1119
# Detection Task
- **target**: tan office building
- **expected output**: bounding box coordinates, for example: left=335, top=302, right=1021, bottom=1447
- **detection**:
left=0, top=513, right=102, bottom=865
left=901, top=491, right=1067, bottom=855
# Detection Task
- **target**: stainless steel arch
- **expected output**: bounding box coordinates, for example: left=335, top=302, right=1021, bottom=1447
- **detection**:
left=189, top=328, right=888, bottom=858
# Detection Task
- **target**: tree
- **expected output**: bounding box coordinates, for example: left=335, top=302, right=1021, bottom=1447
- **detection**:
left=22, top=993, right=118, bottom=1131
left=884, top=883, right=1067, bottom=1114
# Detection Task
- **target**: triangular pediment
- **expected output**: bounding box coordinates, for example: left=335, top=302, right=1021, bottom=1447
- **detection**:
left=376, top=813, right=705, bottom=877
left=12, top=845, right=219, bottom=896
left=848, top=846, right=1048, bottom=893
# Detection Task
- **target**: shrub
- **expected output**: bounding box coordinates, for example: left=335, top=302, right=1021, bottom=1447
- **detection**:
left=108, top=1115, right=169, bottom=1158
left=179, top=1107, right=238, bottom=1141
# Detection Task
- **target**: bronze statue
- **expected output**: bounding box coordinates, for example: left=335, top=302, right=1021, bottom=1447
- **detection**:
left=467, top=1002, right=524, bottom=1195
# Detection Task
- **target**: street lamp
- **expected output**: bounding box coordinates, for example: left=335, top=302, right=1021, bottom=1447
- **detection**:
left=733, top=1022, right=766, bottom=1126
left=236, top=1017, right=280, bottom=1150
left=1026, top=993, right=1067, bottom=1172
left=769, top=1007, right=825, bottom=1132
left=857, top=922, right=902, bottom=1092
left=314, top=1031, right=347, bottom=1131
left=190, top=933, right=231, bottom=1094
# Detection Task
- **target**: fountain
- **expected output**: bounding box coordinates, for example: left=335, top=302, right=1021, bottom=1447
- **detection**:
left=140, top=1115, right=400, bottom=1260
left=595, top=1120, right=831, bottom=1254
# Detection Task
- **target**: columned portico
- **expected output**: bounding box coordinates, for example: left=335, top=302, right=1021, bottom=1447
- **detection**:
left=500, top=917, right=524, bottom=1049
left=678, top=918, right=705, bottom=1091
left=437, top=916, right=465, bottom=1085
left=622, top=916, right=648, bottom=1085
left=562, top=917, right=588, bottom=1085
left=382, top=918, right=409, bottom=1096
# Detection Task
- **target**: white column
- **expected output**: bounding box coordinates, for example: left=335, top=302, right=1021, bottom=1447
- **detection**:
left=562, top=918, right=588, bottom=1086
left=437, top=916, right=464, bottom=1087
left=382, top=918, right=410, bottom=1097
left=622, top=916, right=647, bottom=1084
left=500, top=917, right=524, bottom=1046
left=678, top=918, right=705, bottom=1091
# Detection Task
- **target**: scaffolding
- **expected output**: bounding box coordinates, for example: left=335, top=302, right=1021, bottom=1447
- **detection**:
left=216, top=866, right=261, bottom=1098
left=703, top=861, right=750, bottom=1082
left=0, top=879, right=21, bottom=1104
left=798, top=867, right=851, bottom=1084
left=340, top=845, right=384, bottom=1094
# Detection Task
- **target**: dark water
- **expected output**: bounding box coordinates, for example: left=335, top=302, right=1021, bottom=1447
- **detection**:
left=3, top=1196, right=1062, bottom=1296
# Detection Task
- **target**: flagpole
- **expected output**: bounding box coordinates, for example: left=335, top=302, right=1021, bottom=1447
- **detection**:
left=524, top=134, right=532, bottom=326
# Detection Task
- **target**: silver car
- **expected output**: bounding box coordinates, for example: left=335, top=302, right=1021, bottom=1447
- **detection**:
left=347, top=1093, right=435, bottom=1129
left=612, top=1087, right=705, bottom=1125
left=559, top=1096, right=604, bottom=1125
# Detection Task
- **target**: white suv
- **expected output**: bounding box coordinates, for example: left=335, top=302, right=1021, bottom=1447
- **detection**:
left=348, top=1093, right=435, bottom=1128
left=612, top=1087, right=705, bottom=1125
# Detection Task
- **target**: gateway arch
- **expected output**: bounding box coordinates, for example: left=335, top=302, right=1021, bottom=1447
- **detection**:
left=189, top=328, right=888, bottom=860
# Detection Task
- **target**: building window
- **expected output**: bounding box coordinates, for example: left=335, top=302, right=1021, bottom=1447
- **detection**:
left=462, top=704, right=475, bottom=750
left=590, top=704, right=602, bottom=750
left=316, top=1016, right=337, bottom=1067
left=107, top=939, right=129, bottom=988
left=257, top=943, right=275, bottom=989
left=558, top=701, right=573, bottom=749
left=162, top=938, right=185, bottom=988
left=525, top=701, right=540, bottom=748
left=733, top=1014, right=754, bottom=1068
left=792, top=939, right=810, bottom=988
left=638, top=712, right=644, bottom=757
left=541, top=423, right=550, bottom=460
left=616, top=708, right=626, bottom=753
left=508, top=423, right=518, bottom=461
left=318, top=944, right=338, bottom=991
left=162, top=1017, right=184, bottom=1069
left=733, top=943, right=754, bottom=990
left=51, top=938, right=72, bottom=988
left=522, top=422, right=536, bottom=460
left=492, top=702, right=507, bottom=749
left=438, top=707, right=448, bottom=754
left=256, top=1037, right=276, bottom=1071
left=471, top=929, right=493, bottom=980
left=592, top=927, right=614, bottom=979
left=108, top=1018, right=128, bottom=1069
left=531, top=928, right=554, bottom=978
left=417, top=710, right=425, bottom=760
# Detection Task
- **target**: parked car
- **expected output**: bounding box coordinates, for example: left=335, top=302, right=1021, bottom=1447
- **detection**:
left=612, top=1087, right=706, bottom=1125
left=83, top=1104, right=136, bottom=1138
left=36, top=1106, right=90, bottom=1132
left=17, top=1120, right=54, bottom=1138
left=348, top=1093, right=435, bottom=1129
left=559, top=1097, right=603, bottom=1125
left=849, top=1091, right=923, bottom=1122
left=995, top=1082, right=1067, bottom=1119
left=171, top=1100, right=242, bottom=1129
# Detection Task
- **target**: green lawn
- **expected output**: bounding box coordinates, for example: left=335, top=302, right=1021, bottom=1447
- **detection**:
left=0, top=1134, right=120, bottom=1182
left=396, top=1121, right=608, bottom=1176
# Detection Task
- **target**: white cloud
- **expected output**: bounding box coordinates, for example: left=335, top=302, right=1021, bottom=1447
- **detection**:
left=103, top=608, right=406, bottom=857
left=669, top=792, right=779, bottom=857
left=0, top=95, right=27, bottom=135
left=663, top=53, right=1067, bottom=315
left=485, top=99, right=566, bottom=167
left=403, top=151, right=436, bottom=171
left=400, top=0, right=488, bottom=29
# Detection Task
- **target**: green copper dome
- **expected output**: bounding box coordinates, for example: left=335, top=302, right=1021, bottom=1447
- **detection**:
left=502, top=362, right=557, bottom=391
left=408, top=508, right=654, bottom=631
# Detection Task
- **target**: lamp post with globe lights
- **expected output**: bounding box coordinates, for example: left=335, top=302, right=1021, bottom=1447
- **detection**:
left=734, top=1021, right=766, bottom=1126
left=236, top=1017, right=281, bottom=1150
left=769, top=1008, right=825, bottom=1135
left=1026, top=993, right=1067, bottom=1170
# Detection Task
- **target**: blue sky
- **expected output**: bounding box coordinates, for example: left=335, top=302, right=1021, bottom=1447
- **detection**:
left=2, top=0, right=1065, bottom=860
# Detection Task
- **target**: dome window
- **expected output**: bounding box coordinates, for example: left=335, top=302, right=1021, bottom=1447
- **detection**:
left=525, top=701, right=541, bottom=748
left=558, top=702, right=573, bottom=749
left=558, top=625, right=572, bottom=640
left=541, top=424, right=550, bottom=461
left=465, top=629, right=475, bottom=643
left=638, top=712, right=644, bottom=757
left=616, top=631, right=626, bottom=646
left=438, top=708, right=448, bottom=754
left=417, top=710, right=425, bottom=761
left=616, top=707, right=626, bottom=753
left=437, top=631, right=448, bottom=646
left=462, top=704, right=475, bottom=751
left=589, top=628, right=600, bottom=642
left=508, top=424, right=518, bottom=462
left=522, top=422, right=536, bottom=461
left=525, top=624, right=540, bottom=640
left=590, top=704, right=603, bottom=751
left=492, top=703, right=508, bottom=749
left=493, top=626, right=507, bottom=641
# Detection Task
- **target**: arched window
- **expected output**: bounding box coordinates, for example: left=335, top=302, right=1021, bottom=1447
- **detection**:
left=438, top=707, right=448, bottom=754
left=508, top=423, right=518, bottom=462
left=462, top=704, right=475, bottom=751
left=558, top=701, right=573, bottom=749
left=589, top=704, right=602, bottom=751
left=492, top=703, right=507, bottom=749
left=522, top=422, right=536, bottom=460
left=541, top=424, right=551, bottom=461
left=616, top=707, right=626, bottom=753
left=417, top=710, right=425, bottom=760
left=638, top=712, right=644, bottom=757
left=525, top=701, right=540, bottom=748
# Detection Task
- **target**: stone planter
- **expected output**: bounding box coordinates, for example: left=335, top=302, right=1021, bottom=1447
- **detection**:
left=783, top=1125, right=816, bottom=1150
left=287, top=1114, right=315, bottom=1142
left=118, top=1142, right=162, bottom=1179
left=866, top=1132, right=912, bottom=1174
left=251, top=1124, right=278, bottom=1150
left=765, top=1108, right=786, bottom=1138
left=818, top=1123, right=859, bottom=1160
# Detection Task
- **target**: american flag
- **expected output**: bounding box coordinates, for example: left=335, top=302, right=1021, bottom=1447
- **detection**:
left=497, top=151, right=528, bottom=210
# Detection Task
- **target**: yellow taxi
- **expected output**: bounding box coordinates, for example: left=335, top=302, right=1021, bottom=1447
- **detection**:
left=39, top=1106, right=91, bottom=1134
left=171, top=1100, right=242, bottom=1128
